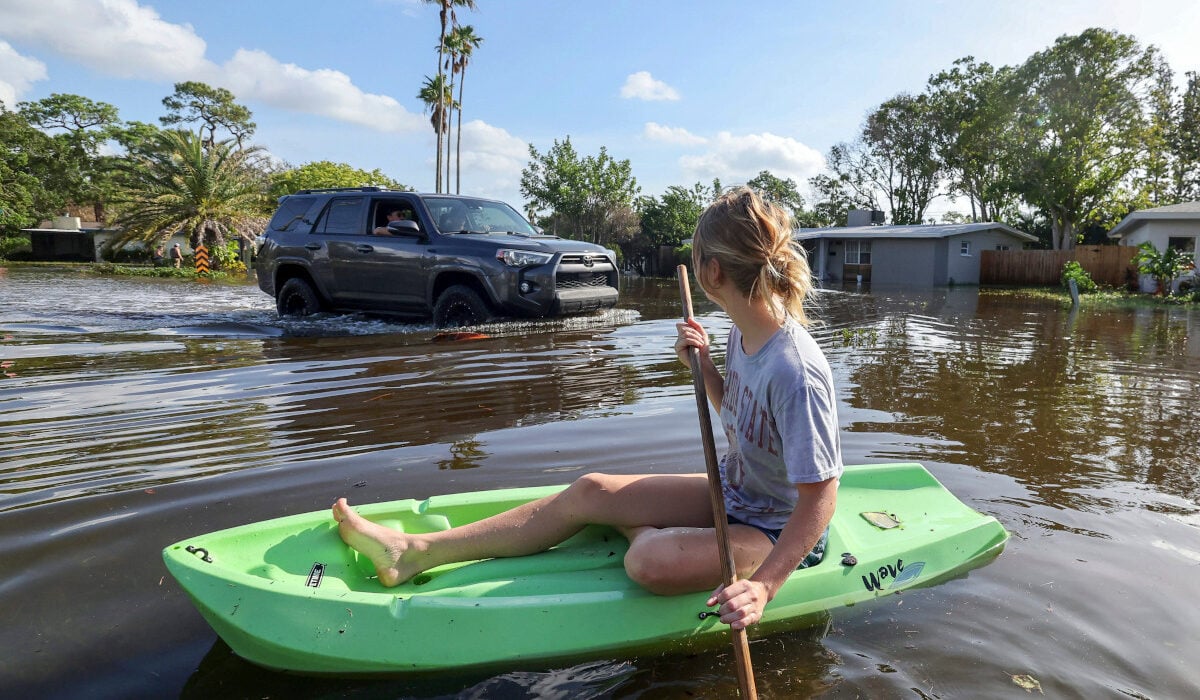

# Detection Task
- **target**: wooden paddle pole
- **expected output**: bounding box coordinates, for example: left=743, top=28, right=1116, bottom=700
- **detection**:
left=677, top=264, right=758, bottom=699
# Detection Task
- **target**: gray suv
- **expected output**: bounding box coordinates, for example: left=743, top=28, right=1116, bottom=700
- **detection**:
left=255, top=188, right=619, bottom=326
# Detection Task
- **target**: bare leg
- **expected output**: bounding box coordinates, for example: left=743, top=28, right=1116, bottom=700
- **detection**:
left=620, top=523, right=775, bottom=595
left=334, top=473, right=714, bottom=587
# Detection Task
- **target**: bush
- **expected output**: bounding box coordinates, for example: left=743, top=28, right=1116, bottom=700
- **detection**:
left=0, top=234, right=32, bottom=261
left=1061, top=260, right=1097, bottom=293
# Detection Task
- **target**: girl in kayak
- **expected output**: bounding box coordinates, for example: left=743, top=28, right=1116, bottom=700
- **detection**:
left=333, top=186, right=842, bottom=630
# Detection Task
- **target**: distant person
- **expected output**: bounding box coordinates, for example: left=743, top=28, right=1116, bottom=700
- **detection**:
left=374, top=209, right=409, bottom=235
left=170, top=243, right=183, bottom=269
left=153, top=246, right=165, bottom=266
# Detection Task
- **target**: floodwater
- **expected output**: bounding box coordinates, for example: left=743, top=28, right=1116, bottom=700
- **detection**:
left=1, top=266, right=1198, bottom=699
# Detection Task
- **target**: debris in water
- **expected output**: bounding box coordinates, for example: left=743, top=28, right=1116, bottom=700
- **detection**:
left=432, top=331, right=491, bottom=342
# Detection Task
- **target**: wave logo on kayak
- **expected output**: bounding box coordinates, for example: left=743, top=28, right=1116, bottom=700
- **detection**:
left=861, top=559, right=925, bottom=592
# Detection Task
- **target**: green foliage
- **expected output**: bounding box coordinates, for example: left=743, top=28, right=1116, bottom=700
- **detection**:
left=1007, top=29, right=1161, bottom=249
left=745, top=171, right=806, bottom=222
left=108, top=130, right=270, bottom=252
left=1060, top=260, right=1098, bottom=293
left=161, top=81, right=256, bottom=148
left=926, top=57, right=1020, bottom=221
left=269, top=161, right=408, bottom=199
left=1131, top=241, right=1196, bottom=295
left=211, top=239, right=246, bottom=272
left=0, top=234, right=32, bottom=260
left=520, top=137, right=640, bottom=246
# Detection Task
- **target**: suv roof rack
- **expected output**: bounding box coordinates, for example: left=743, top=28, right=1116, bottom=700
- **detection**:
left=293, top=186, right=393, bottom=194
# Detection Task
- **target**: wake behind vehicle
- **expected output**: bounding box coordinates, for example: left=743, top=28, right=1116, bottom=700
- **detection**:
left=254, top=187, right=619, bottom=327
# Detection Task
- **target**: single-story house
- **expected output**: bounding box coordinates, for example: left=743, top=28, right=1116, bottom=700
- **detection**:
left=795, top=221, right=1037, bottom=286
left=1106, top=201, right=1200, bottom=293
left=22, top=215, right=192, bottom=262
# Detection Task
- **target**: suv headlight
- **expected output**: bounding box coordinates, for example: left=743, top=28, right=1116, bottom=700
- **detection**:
left=497, top=249, right=553, bottom=267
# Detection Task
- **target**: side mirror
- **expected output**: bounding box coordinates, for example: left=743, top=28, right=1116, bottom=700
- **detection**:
left=387, top=220, right=422, bottom=237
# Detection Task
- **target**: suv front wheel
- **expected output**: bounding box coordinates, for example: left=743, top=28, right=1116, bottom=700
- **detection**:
left=277, top=277, right=324, bottom=316
left=433, top=285, right=492, bottom=328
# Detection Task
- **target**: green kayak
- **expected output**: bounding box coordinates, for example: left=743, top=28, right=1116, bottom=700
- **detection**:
left=163, top=462, right=1007, bottom=674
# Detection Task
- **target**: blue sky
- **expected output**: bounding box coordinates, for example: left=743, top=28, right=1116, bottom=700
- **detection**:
left=2, top=0, right=1198, bottom=218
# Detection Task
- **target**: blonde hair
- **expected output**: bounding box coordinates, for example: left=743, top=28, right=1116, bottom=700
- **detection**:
left=692, top=186, right=813, bottom=325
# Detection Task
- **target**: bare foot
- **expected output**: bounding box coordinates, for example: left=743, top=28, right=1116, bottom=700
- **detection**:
left=332, top=498, right=427, bottom=586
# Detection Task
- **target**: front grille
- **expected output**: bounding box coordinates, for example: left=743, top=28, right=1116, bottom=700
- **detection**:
left=557, top=272, right=611, bottom=290
left=561, top=253, right=604, bottom=265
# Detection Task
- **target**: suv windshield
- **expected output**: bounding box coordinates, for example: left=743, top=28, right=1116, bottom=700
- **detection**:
left=425, top=196, right=538, bottom=235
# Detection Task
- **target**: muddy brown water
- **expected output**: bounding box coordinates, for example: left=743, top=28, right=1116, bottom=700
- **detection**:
left=1, top=267, right=1198, bottom=698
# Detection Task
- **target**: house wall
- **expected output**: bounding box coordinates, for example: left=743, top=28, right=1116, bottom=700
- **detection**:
left=1117, top=219, right=1200, bottom=293
left=871, top=239, right=939, bottom=285
left=945, top=229, right=1021, bottom=284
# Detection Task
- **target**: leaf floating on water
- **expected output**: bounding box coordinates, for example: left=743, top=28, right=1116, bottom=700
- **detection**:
left=861, top=511, right=901, bottom=529
left=1010, top=673, right=1043, bottom=694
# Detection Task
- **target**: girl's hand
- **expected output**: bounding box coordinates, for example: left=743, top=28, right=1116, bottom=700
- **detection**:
left=675, top=318, right=710, bottom=367
left=706, top=579, right=770, bottom=630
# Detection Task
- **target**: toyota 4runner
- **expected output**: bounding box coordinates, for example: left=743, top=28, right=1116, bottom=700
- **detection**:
left=255, top=187, right=619, bottom=327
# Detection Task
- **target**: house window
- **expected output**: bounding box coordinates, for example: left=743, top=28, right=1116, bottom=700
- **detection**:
left=960, top=240, right=972, bottom=256
left=1168, top=236, right=1196, bottom=255
left=995, top=244, right=1010, bottom=251
left=844, top=240, right=872, bottom=265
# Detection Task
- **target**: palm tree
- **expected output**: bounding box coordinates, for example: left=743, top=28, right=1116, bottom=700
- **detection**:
left=422, top=0, right=476, bottom=192
left=107, top=129, right=269, bottom=261
left=418, top=75, right=455, bottom=185
left=445, top=24, right=482, bottom=194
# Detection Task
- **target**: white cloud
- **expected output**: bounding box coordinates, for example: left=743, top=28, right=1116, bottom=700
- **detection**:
left=0, top=41, right=47, bottom=107
left=678, top=131, right=826, bottom=184
left=0, top=0, right=425, bottom=133
left=445, top=119, right=530, bottom=201
left=620, top=71, right=680, bottom=101
left=221, top=50, right=426, bottom=133
left=643, top=122, right=706, bottom=146
left=0, top=0, right=211, bottom=80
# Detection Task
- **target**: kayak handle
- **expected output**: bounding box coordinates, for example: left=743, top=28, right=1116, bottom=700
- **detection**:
left=186, top=545, right=212, bottom=563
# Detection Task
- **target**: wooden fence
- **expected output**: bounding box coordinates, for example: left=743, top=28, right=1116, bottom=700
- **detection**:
left=980, top=245, right=1139, bottom=287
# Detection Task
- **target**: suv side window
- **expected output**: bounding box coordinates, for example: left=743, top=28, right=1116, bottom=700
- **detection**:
left=316, top=197, right=367, bottom=235
left=269, top=197, right=313, bottom=232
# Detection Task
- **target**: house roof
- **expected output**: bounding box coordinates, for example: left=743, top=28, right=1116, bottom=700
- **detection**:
left=794, top=222, right=1037, bottom=243
left=1107, top=201, right=1200, bottom=239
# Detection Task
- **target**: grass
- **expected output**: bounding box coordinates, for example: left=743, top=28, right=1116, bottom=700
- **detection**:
left=0, top=259, right=250, bottom=283
left=982, top=285, right=1200, bottom=308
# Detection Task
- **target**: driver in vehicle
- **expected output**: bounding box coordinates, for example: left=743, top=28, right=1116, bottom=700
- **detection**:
left=374, top=209, right=410, bottom=235
left=438, top=208, right=468, bottom=233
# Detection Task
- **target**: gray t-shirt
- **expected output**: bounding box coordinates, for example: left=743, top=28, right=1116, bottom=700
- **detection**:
left=718, top=318, right=843, bottom=530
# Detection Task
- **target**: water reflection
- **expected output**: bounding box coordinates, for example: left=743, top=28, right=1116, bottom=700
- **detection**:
left=828, top=289, right=1200, bottom=506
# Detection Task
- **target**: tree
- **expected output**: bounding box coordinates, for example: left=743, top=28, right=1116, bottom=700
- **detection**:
left=108, top=130, right=270, bottom=259
left=423, top=0, right=477, bottom=192
left=418, top=74, right=455, bottom=189
left=269, top=161, right=409, bottom=199
left=520, top=137, right=640, bottom=246
left=0, top=105, right=52, bottom=233
left=859, top=93, right=944, bottom=224
left=926, top=58, right=1020, bottom=222
left=745, top=171, right=806, bottom=222
left=1172, top=72, right=1200, bottom=201
left=1007, top=28, right=1161, bottom=249
left=16, top=93, right=123, bottom=221
left=444, top=24, right=482, bottom=194
left=161, top=81, right=256, bottom=149
left=806, top=172, right=864, bottom=227
left=640, top=184, right=709, bottom=247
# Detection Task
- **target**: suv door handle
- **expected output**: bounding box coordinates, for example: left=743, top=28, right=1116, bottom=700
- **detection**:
left=356, top=245, right=375, bottom=254
left=304, top=243, right=322, bottom=251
